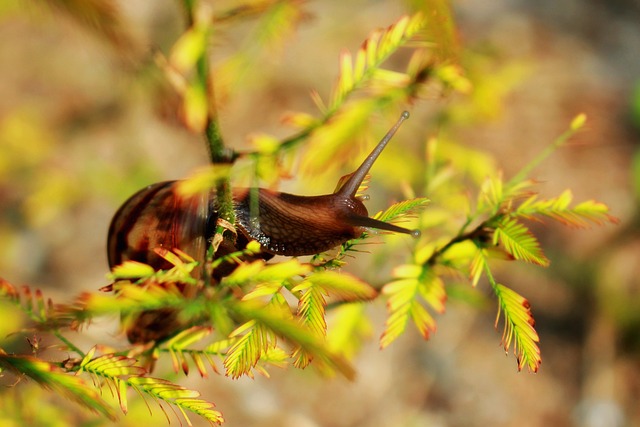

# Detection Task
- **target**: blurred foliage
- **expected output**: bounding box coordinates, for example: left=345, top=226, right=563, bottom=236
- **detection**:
left=0, top=0, right=625, bottom=425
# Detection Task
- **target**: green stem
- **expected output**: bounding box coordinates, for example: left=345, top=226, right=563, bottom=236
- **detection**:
left=506, top=121, right=582, bottom=190
left=182, top=1, right=237, bottom=286
left=424, top=219, right=488, bottom=266
left=54, top=330, right=85, bottom=358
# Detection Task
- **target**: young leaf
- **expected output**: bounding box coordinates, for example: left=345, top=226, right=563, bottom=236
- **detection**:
left=494, top=284, right=541, bottom=372
left=516, top=189, right=618, bottom=228
left=291, top=285, right=327, bottom=369
left=128, top=377, right=224, bottom=425
left=329, top=12, right=427, bottom=110
left=0, top=279, right=53, bottom=324
left=326, top=303, right=373, bottom=360
left=163, top=326, right=214, bottom=376
left=296, top=271, right=378, bottom=302
left=223, top=320, right=274, bottom=379
left=290, top=272, right=376, bottom=369
left=380, top=264, right=446, bottom=348
left=227, top=300, right=355, bottom=379
left=493, top=217, right=550, bottom=267
left=373, top=197, right=430, bottom=223
left=0, top=349, right=116, bottom=420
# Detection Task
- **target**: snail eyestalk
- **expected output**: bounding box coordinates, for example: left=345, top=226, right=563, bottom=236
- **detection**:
left=339, top=111, right=410, bottom=198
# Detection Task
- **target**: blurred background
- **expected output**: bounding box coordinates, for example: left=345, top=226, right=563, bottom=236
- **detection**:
left=0, top=0, right=639, bottom=426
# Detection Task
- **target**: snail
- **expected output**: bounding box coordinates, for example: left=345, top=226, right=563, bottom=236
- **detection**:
left=107, top=111, right=417, bottom=343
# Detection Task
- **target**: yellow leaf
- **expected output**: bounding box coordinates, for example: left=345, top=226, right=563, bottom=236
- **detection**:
left=108, top=261, right=155, bottom=280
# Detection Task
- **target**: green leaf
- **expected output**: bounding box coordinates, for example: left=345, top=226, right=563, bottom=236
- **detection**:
left=224, top=259, right=311, bottom=289
left=493, top=217, right=550, bottom=267
left=329, top=12, right=427, bottom=111
left=227, top=300, right=355, bottom=379
left=516, top=189, right=618, bottom=228
left=163, top=326, right=213, bottom=376
left=81, top=353, right=147, bottom=378
left=128, top=377, right=224, bottom=425
left=326, top=303, right=372, bottom=360
left=295, top=271, right=378, bottom=302
left=290, top=271, right=376, bottom=369
left=374, top=197, right=430, bottom=223
left=224, top=320, right=274, bottom=379
left=108, top=261, right=155, bottom=280
left=380, top=264, right=446, bottom=348
left=506, top=114, right=588, bottom=189
left=175, top=165, right=232, bottom=198
left=0, top=349, right=116, bottom=420
left=494, top=284, right=541, bottom=372
left=291, top=285, right=327, bottom=369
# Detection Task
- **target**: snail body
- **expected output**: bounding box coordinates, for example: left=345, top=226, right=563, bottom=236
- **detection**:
left=107, top=111, right=414, bottom=342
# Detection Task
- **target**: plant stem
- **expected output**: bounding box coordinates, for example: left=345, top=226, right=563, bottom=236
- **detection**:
left=54, top=330, right=85, bottom=358
left=506, top=121, right=582, bottom=189
left=424, top=220, right=488, bottom=266
left=182, top=0, right=237, bottom=287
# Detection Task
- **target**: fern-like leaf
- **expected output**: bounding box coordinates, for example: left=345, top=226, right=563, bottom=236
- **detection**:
left=227, top=300, right=355, bottom=379
left=128, top=377, right=224, bottom=425
left=79, top=351, right=223, bottom=424
left=0, top=279, right=53, bottom=325
left=0, top=349, right=116, bottom=420
left=163, top=326, right=214, bottom=377
left=374, top=197, right=430, bottom=223
left=291, top=285, right=326, bottom=369
left=493, top=217, right=550, bottom=266
left=494, top=284, right=541, bottom=372
left=79, top=352, right=146, bottom=414
left=326, top=303, right=372, bottom=360
left=223, top=320, right=275, bottom=379
left=516, top=189, right=618, bottom=228
left=329, top=13, right=427, bottom=111
left=291, top=271, right=376, bottom=368
left=380, top=264, right=446, bottom=348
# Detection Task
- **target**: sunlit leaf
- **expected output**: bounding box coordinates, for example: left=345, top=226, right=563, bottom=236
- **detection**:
left=295, top=271, right=378, bottom=302
left=176, top=165, right=232, bottom=197
left=380, top=265, right=446, bottom=348
left=224, top=320, right=274, bottom=379
left=493, top=217, right=550, bottom=267
left=326, top=303, right=372, bottom=360
left=516, top=189, right=618, bottom=228
left=108, top=261, right=155, bottom=280
left=494, top=284, right=541, bottom=372
left=169, top=26, right=208, bottom=74
left=128, top=377, right=223, bottom=425
left=329, top=13, right=427, bottom=110
left=227, top=300, right=355, bottom=379
left=374, top=197, right=430, bottom=223
left=0, top=350, right=116, bottom=420
left=163, top=327, right=214, bottom=376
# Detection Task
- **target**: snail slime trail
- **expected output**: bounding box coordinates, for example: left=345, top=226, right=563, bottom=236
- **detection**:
left=107, top=111, right=415, bottom=343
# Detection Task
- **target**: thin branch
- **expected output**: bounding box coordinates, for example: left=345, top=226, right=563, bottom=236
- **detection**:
left=54, top=330, right=86, bottom=358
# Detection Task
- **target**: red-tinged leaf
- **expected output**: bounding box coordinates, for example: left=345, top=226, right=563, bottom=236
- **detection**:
left=516, top=189, right=618, bottom=228
left=191, top=353, right=209, bottom=378
left=410, top=302, right=436, bottom=339
left=493, top=217, right=550, bottom=266
left=327, top=303, right=372, bottom=360
left=296, top=285, right=327, bottom=337
left=493, top=284, right=541, bottom=372
left=0, top=350, right=116, bottom=420
left=300, top=271, right=378, bottom=302
left=572, top=199, right=619, bottom=227
left=380, top=265, right=446, bottom=348
left=327, top=12, right=427, bottom=111
left=224, top=321, right=272, bottom=379
left=227, top=300, right=355, bottom=380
